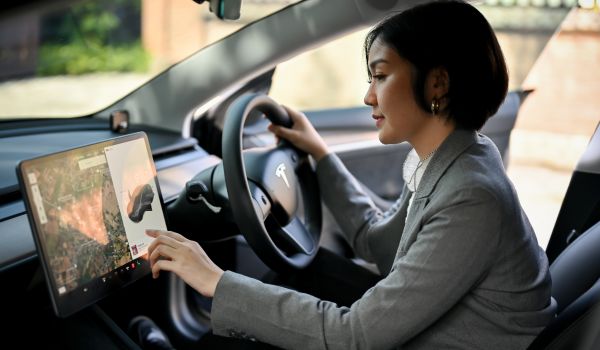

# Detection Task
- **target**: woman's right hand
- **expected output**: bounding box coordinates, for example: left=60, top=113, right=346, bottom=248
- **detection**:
left=268, top=106, right=331, bottom=162
left=146, top=229, right=224, bottom=298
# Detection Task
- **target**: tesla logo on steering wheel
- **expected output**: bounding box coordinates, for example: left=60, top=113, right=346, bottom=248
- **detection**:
left=275, top=163, right=290, bottom=188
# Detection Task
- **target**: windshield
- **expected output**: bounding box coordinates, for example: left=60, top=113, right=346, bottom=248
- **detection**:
left=0, top=0, right=299, bottom=120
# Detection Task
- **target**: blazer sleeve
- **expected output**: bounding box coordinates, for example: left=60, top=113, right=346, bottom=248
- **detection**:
left=210, top=186, right=502, bottom=350
left=315, top=153, right=404, bottom=262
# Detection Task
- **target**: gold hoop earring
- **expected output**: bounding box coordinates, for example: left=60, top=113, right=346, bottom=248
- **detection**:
left=431, top=98, right=440, bottom=115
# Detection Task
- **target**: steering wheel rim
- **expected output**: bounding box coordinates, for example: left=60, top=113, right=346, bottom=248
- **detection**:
left=222, top=93, right=321, bottom=271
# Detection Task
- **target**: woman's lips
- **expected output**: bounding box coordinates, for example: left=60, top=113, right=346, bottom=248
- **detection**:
left=373, top=115, right=384, bottom=128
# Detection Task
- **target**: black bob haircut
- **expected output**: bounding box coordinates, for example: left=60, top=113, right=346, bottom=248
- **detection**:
left=364, top=0, right=508, bottom=131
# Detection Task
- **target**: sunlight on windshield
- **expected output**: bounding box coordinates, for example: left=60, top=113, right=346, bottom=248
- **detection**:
left=0, top=0, right=299, bottom=119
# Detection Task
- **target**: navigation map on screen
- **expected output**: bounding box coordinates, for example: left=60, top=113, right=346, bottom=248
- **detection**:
left=22, top=136, right=166, bottom=297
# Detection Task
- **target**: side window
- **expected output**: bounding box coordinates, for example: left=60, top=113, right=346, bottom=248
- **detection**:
left=269, top=29, right=370, bottom=111
left=269, top=9, right=553, bottom=112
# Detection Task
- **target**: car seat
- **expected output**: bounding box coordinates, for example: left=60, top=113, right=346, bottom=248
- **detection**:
left=528, top=220, right=600, bottom=349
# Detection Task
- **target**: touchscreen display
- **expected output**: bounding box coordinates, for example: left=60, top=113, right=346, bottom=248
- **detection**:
left=18, top=133, right=167, bottom=317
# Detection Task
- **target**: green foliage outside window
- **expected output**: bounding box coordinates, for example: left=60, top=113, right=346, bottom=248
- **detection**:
left=37, top=0, right=149, bottom=76
left=38, top=42, right=148, bottom=76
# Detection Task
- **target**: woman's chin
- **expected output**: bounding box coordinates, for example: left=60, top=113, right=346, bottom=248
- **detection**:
left=378, top=131, right=405, bottom=145
left=378, top=133, right=391, bottom=145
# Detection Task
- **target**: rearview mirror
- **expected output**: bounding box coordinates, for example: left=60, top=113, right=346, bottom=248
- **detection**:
left=193, top=0, right=241, bottom=20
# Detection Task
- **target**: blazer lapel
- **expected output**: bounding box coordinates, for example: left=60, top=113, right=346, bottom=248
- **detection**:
left=398, top=129, right=478, bottom=254
left=415, top=129, right=478, bottom=200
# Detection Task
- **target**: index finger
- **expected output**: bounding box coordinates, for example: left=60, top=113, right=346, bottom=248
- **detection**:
left=146, top=229, right=187, bottom=242
left=146, top=233, right=180, bottom=254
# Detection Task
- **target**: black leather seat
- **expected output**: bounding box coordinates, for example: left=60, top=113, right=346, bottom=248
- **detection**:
left=528, top=221, right=600, bottom=349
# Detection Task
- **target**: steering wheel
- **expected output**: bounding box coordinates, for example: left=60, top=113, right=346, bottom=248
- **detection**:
left=222, top=93, right=322, bottom=271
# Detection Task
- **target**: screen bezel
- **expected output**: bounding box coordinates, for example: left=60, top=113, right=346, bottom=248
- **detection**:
left=17, top=132, right=167, bottom=318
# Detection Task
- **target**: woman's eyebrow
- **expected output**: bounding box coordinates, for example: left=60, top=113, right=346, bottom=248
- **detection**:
left=369, top=58, right=389, bottom=71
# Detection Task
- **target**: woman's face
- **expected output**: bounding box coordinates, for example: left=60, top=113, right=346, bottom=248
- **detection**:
left=364, top=38, right=430, bottom=145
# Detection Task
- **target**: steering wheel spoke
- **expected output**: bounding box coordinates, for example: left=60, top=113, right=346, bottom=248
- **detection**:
left=248, top=181, right=272, bottom=221
left=266, top=216, right=315, bottom=255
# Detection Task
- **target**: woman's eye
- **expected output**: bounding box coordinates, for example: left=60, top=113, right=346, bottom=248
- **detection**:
left=367, top=74, right=385, bottom=84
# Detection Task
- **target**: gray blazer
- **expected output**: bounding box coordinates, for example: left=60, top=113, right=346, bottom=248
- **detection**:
left=211, top=129, right=557, bottom=349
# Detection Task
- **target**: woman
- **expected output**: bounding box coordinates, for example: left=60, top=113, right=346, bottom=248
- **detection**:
left=146, top=1, right=556, bottom=348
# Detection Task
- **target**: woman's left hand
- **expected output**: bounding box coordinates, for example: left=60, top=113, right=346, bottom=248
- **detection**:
left=146, top=229, right=224, bottom=297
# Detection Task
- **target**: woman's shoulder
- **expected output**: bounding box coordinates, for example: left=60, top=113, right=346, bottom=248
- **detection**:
left=434, top=133, right=513, bottom=202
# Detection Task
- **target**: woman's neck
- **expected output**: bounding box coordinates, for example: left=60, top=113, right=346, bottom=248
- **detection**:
left=411, top=117, right=456, bottom=160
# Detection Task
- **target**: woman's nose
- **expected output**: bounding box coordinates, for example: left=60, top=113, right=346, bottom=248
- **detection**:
left=364, top=84, right=376, bottom=107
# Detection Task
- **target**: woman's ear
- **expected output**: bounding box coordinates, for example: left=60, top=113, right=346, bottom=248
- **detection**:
left=425, top=66, right=450, bottom=115
left=429, top=66, right=449, bottom=96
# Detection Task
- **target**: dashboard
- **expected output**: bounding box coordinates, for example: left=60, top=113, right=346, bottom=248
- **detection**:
left=0, top=124, right=228, bottom=348
left=0, top=126, right=220, bottom=274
